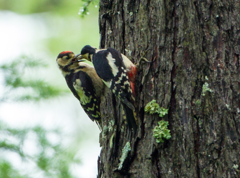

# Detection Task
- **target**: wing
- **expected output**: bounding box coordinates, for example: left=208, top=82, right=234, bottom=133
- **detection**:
left=66, top=71, right=101, bottom=122
left=92, top=49, right=114, bottom=84
left=92, top=48, right=134, bottom=110
left=65, top=73, right=80, bottom=100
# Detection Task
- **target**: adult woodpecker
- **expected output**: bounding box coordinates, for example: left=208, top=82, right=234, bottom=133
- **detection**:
left=79, top=45, right=137, bottom=94
left=76, top=45, right=137, bottom=131
left=56, top=51, right=104, bottom=128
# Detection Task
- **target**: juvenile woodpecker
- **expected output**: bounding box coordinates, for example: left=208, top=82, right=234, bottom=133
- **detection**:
left=76, top=45, right=137, bottom=130
left=56, top=51, right=104, bottom=128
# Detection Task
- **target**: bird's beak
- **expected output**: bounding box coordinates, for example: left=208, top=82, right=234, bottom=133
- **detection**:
left=75, top=54, right=84, bottom=62
left=78, top=59, right=85, bottom=62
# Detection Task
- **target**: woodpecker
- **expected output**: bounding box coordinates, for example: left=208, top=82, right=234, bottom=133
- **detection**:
left=79, top=45, right=137, bottom=94
left=76, top=45, right=137, bottom=131
left=56, top=51, right=104, bottom=128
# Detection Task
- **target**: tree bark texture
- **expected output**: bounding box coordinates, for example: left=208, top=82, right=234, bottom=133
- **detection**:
left=97, top=0, right=240, bottom=177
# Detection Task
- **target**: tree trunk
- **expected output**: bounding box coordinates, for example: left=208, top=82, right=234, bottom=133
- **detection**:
left=97, top=0, right=240, bottom=177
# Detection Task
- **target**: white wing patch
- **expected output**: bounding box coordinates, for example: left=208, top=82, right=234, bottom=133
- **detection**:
left=121, top=54, right=134, bottom=71
left=106, top=53, right=119, bottom=77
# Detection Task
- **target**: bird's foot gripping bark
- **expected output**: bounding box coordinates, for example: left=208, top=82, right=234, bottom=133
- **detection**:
left=135, top=48, right=154, bottom=68
left=136, top=57, right=151, bottom=69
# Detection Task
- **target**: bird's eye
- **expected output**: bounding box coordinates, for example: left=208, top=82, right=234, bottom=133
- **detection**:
left=63, top=56, right=69, bottom=60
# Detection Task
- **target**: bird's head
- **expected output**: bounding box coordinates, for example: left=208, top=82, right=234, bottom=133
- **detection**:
left=56, top=51, right=79, bottom=73
left=76, top=45, right=96, bottom=62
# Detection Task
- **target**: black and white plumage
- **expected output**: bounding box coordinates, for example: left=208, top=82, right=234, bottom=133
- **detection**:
left=56, top=51, right=104, bottom=127
left=77, top=45, right=137, bottom=130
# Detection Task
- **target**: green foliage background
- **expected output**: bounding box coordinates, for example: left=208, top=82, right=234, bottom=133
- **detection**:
left=0, top=0, right=99, bottom=177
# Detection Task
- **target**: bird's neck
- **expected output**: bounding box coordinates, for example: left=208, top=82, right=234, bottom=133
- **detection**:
left=89, top=54, right=93, bottom=61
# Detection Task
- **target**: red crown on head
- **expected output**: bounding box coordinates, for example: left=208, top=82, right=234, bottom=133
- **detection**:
left=60, top=51, right=73, bottom=55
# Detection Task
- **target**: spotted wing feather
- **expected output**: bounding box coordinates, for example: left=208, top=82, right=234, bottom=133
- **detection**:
left=93, top=48, right=134, bottom=108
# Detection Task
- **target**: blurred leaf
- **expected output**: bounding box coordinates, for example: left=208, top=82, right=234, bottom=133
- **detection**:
left=0, top=0, right=64, bottom=14
left=78, top=0, right=99, bottom=18
left=0, top=55, right=81, bottom=177
left=0, top=121, right=80, bottom=178
left=0, top=0, right=100, bottom=177
left=0, top=141, right=24, bottom=156
left=0, top=55, right=68, bottom=101
left=0, top=0, right=99, bottom=17
left=0, top=160, right=29, bottom=178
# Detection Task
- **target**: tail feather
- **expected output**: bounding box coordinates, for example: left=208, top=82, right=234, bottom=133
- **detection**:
left=122, top=104, right=137, bottom=131
left=122, top=98, right=135, bottom=111
left=130, top=82, right=135, bottom=95
left=95, top=120, right=102, bottom=131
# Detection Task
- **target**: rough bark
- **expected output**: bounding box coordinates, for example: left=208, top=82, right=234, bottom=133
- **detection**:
left=97, top=0, right=240, bottom=177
